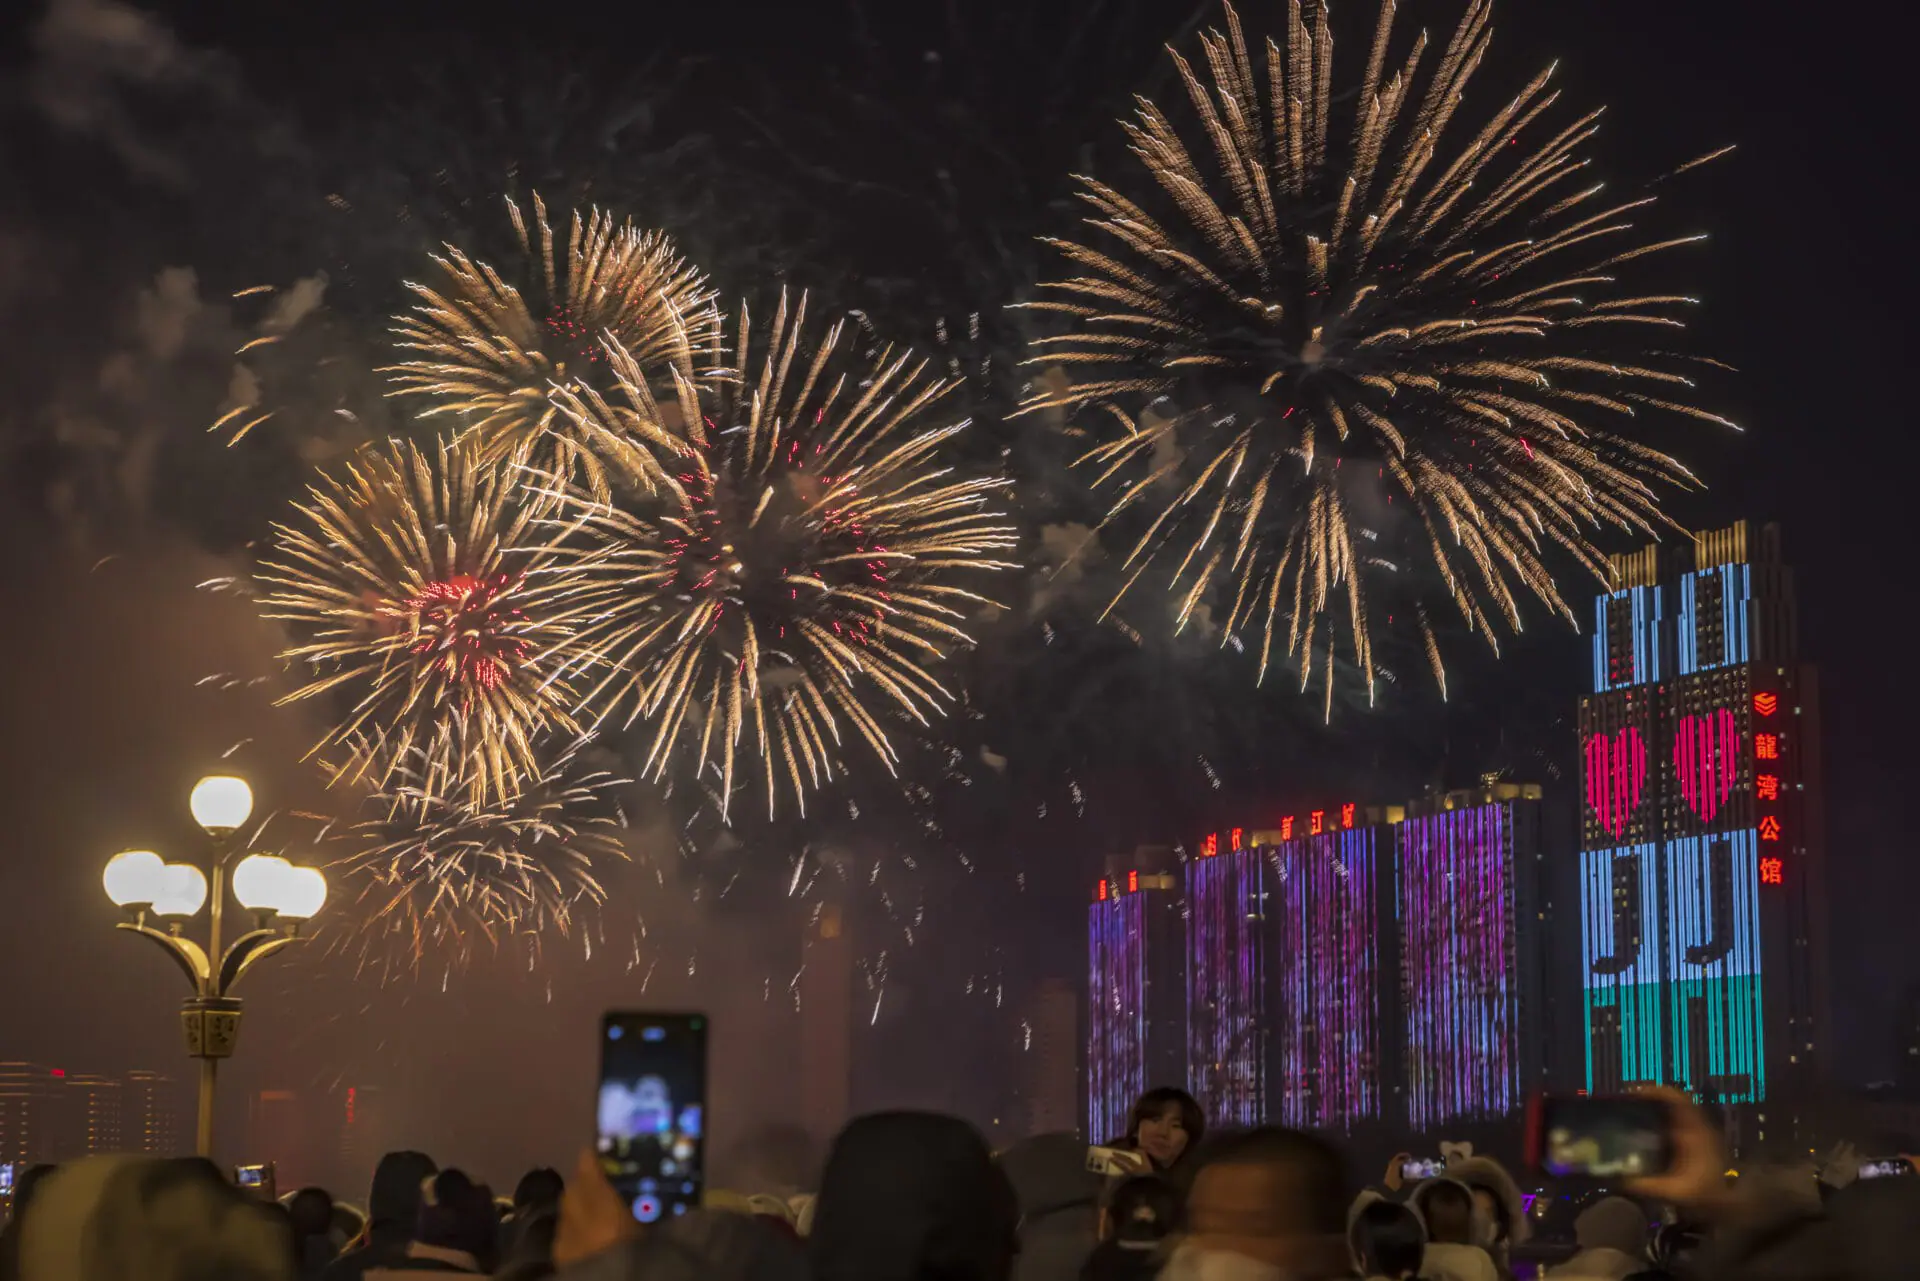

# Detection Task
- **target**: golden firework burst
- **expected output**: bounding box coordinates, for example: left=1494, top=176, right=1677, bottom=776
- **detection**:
left=1022, top=0, right=1732, bottom=710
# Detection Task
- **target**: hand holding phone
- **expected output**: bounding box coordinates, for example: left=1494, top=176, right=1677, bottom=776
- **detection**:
left=1525, top=1095, right=1674, bottom=1180
left=598, top=1012, right=708, bottom=1224
left=1086, top=1145, right=1149, bottom=1177
left=233, top=1164, right=275, bottom=1200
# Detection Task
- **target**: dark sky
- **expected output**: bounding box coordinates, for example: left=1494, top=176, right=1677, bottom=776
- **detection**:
left=1, top=0, right=1915, bottom=1187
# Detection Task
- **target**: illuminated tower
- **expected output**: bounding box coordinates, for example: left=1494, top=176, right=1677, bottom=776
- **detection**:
left=1266, top=818, right=1395, bottom=1132
left=1087, top=867, right=1185, bottom=1142
left=0, top=1064, right=62, bottom=1166
left=64, top=1075, right=123, bottom=1156
left=1396, top=784, right=1564, bottom=1132
left=124, top=1071, right=179, bottom=1156
left=1577, top=522, right=1827, bottom=1143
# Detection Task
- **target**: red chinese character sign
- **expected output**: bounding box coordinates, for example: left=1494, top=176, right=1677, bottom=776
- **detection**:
left=1341, top=803, right=1356, bottom=829
left=1751, top=682, right=1787, bottom=888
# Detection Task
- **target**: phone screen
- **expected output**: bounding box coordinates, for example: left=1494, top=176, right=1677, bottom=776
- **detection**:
left=0, top=1162, right=16, bottom=1196
left=1859, top=1158, right=1915, bottom=1180
left=234, top=1164, right=267, bottom=1189
left=1401, top=1158, right=1445, bottom=1181
left=597, top=1012, right=708, bottom=1223
left=1529, top=1096, right=1673, bottom=1180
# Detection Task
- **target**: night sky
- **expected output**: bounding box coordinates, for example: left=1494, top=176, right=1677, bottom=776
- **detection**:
left=1, top=0, right=1914, bottom=1186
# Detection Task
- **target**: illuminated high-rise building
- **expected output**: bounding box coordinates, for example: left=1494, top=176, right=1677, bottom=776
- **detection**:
left=1186, top=829, right=1271, bottom=1127
left=1397, top=784, right=1569, bottom=1132
left=123, top=1070, right=179, bottom=1156
left=1087, top=867, right=1185, bottom=1142
left=0, top=1064, right=63, bottom=1165
left=1268, top=821, right=1394, bottom=1131
left=64, top=1074, right=123, bottom=1155
left=1578, top=522, right=1828, bottom=1140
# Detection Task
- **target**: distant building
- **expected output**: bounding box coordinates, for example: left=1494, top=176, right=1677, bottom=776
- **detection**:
left=123, top=1071, right=180, bottom=1156
left=1020, top=978, right=1079, bottom=1136
left=1897, top=986, right=1920, bottom=1093
left=1397, top=784, right=1565, bottom=1132
left=799, top=904, right=854, bottom=1142
left=64, top=1074, right=124, bottom=1155
left=248, top=1089, right=312, bottom=1188
left=337, top=1084, right=389, bottom=1193
left=0, top=1063, right=63, bottom=1165
left=1087, top=863, right=1186, bottom=1142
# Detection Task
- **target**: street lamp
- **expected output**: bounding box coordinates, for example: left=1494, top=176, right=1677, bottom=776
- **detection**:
left=102, top=774, right=327, bottom=1157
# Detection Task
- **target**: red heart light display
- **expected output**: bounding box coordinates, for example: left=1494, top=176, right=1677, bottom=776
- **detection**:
left=1673, top=707, right=1740, bottom=823
left=1584, top=727, right=1646, bottom=838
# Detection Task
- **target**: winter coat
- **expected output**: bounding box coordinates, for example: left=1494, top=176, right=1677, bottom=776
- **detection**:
left=364, top=1243, right=485, bottom=1279
left=1419, top=1242, right=1499, bottom=1281
left=1552, top=1248, right=1645, bottom=1281
left=1000, top=1134, right=1105, bottom=1281
left=320, top=1153, right=439, bottom=1281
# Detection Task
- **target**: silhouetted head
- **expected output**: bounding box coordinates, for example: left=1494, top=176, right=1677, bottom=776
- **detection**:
left=512, top=1167, right=564, bottom=1215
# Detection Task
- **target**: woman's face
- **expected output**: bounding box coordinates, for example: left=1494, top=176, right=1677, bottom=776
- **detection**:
left=1472, top=1188, right=1508, bottom=1244
left=1136, top=1103, right=1190, bottom=1166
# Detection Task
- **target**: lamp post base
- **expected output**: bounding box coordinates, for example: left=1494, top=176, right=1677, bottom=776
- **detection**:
left=182, top=996, right=244, bottom=1158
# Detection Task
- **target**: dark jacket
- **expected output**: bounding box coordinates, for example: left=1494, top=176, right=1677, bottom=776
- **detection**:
left=1078, top=1241, right=1168, bottom=1281
left=999, top=1135, right=1104, bottom=1281
left=318, top=1153, right=437, bottom=1281
left=1692, top=1170, right=1920, bottom=1281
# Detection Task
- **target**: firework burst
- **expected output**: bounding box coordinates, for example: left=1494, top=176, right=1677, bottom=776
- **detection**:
left=1022, top=0, right=1732, bottom=708
left=325, top=741, right=628, bottom=978
left=387, top=194, right=721, bottom=498
left=258, top=438, right=590, bottom=805
left=553, top=293, right=1019, bottom=823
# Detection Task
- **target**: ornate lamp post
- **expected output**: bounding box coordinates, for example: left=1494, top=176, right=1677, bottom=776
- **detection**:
left=101, top=774, right=327, bottom=1157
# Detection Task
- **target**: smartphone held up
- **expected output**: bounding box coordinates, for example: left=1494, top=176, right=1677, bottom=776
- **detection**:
left=1525, top=1094, right=1675, bottom=1181
left=598, top=1012, right=708, bottom=1223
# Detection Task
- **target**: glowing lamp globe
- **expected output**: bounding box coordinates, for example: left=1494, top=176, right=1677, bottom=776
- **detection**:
left=189, top=775, right=253, bottom=834
left=231, top=855, right=292, bottom=913
left=152, top=863, right=209, bottom=918
left=102, top=850, right=167, bottom=908
left=278, top=867, right=328, bottom=920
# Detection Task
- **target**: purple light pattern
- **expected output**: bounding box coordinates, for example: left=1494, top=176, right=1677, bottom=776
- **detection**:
left=1270, top=829, right=1382, bottom=1131
left=1088, top=894, right=1149, bottom=1141
left=1398, top=804, right=1519, bottom=1131
left=1186, top=847, right=1266, bottom=1126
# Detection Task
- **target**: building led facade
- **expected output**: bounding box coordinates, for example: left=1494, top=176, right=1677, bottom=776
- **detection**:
left=1186, top=834, right=1270, bottom=1127
left=1268, top=824, right=1392, bottom=1132
left=1577, top=522, right=1828, bottom=1132
left=1087, top=871, right=1185, bottom=1141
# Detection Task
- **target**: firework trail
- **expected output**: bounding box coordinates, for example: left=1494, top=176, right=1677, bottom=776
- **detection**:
left=387, top=194, right=722, bottom=498
left=551, top=293, right=1019, bottom=824
left=258, top=438, right=593, bottom=806
left=323, top=740, right=628, bottom=980
left=1021, top=0, right=1732, bottom=709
